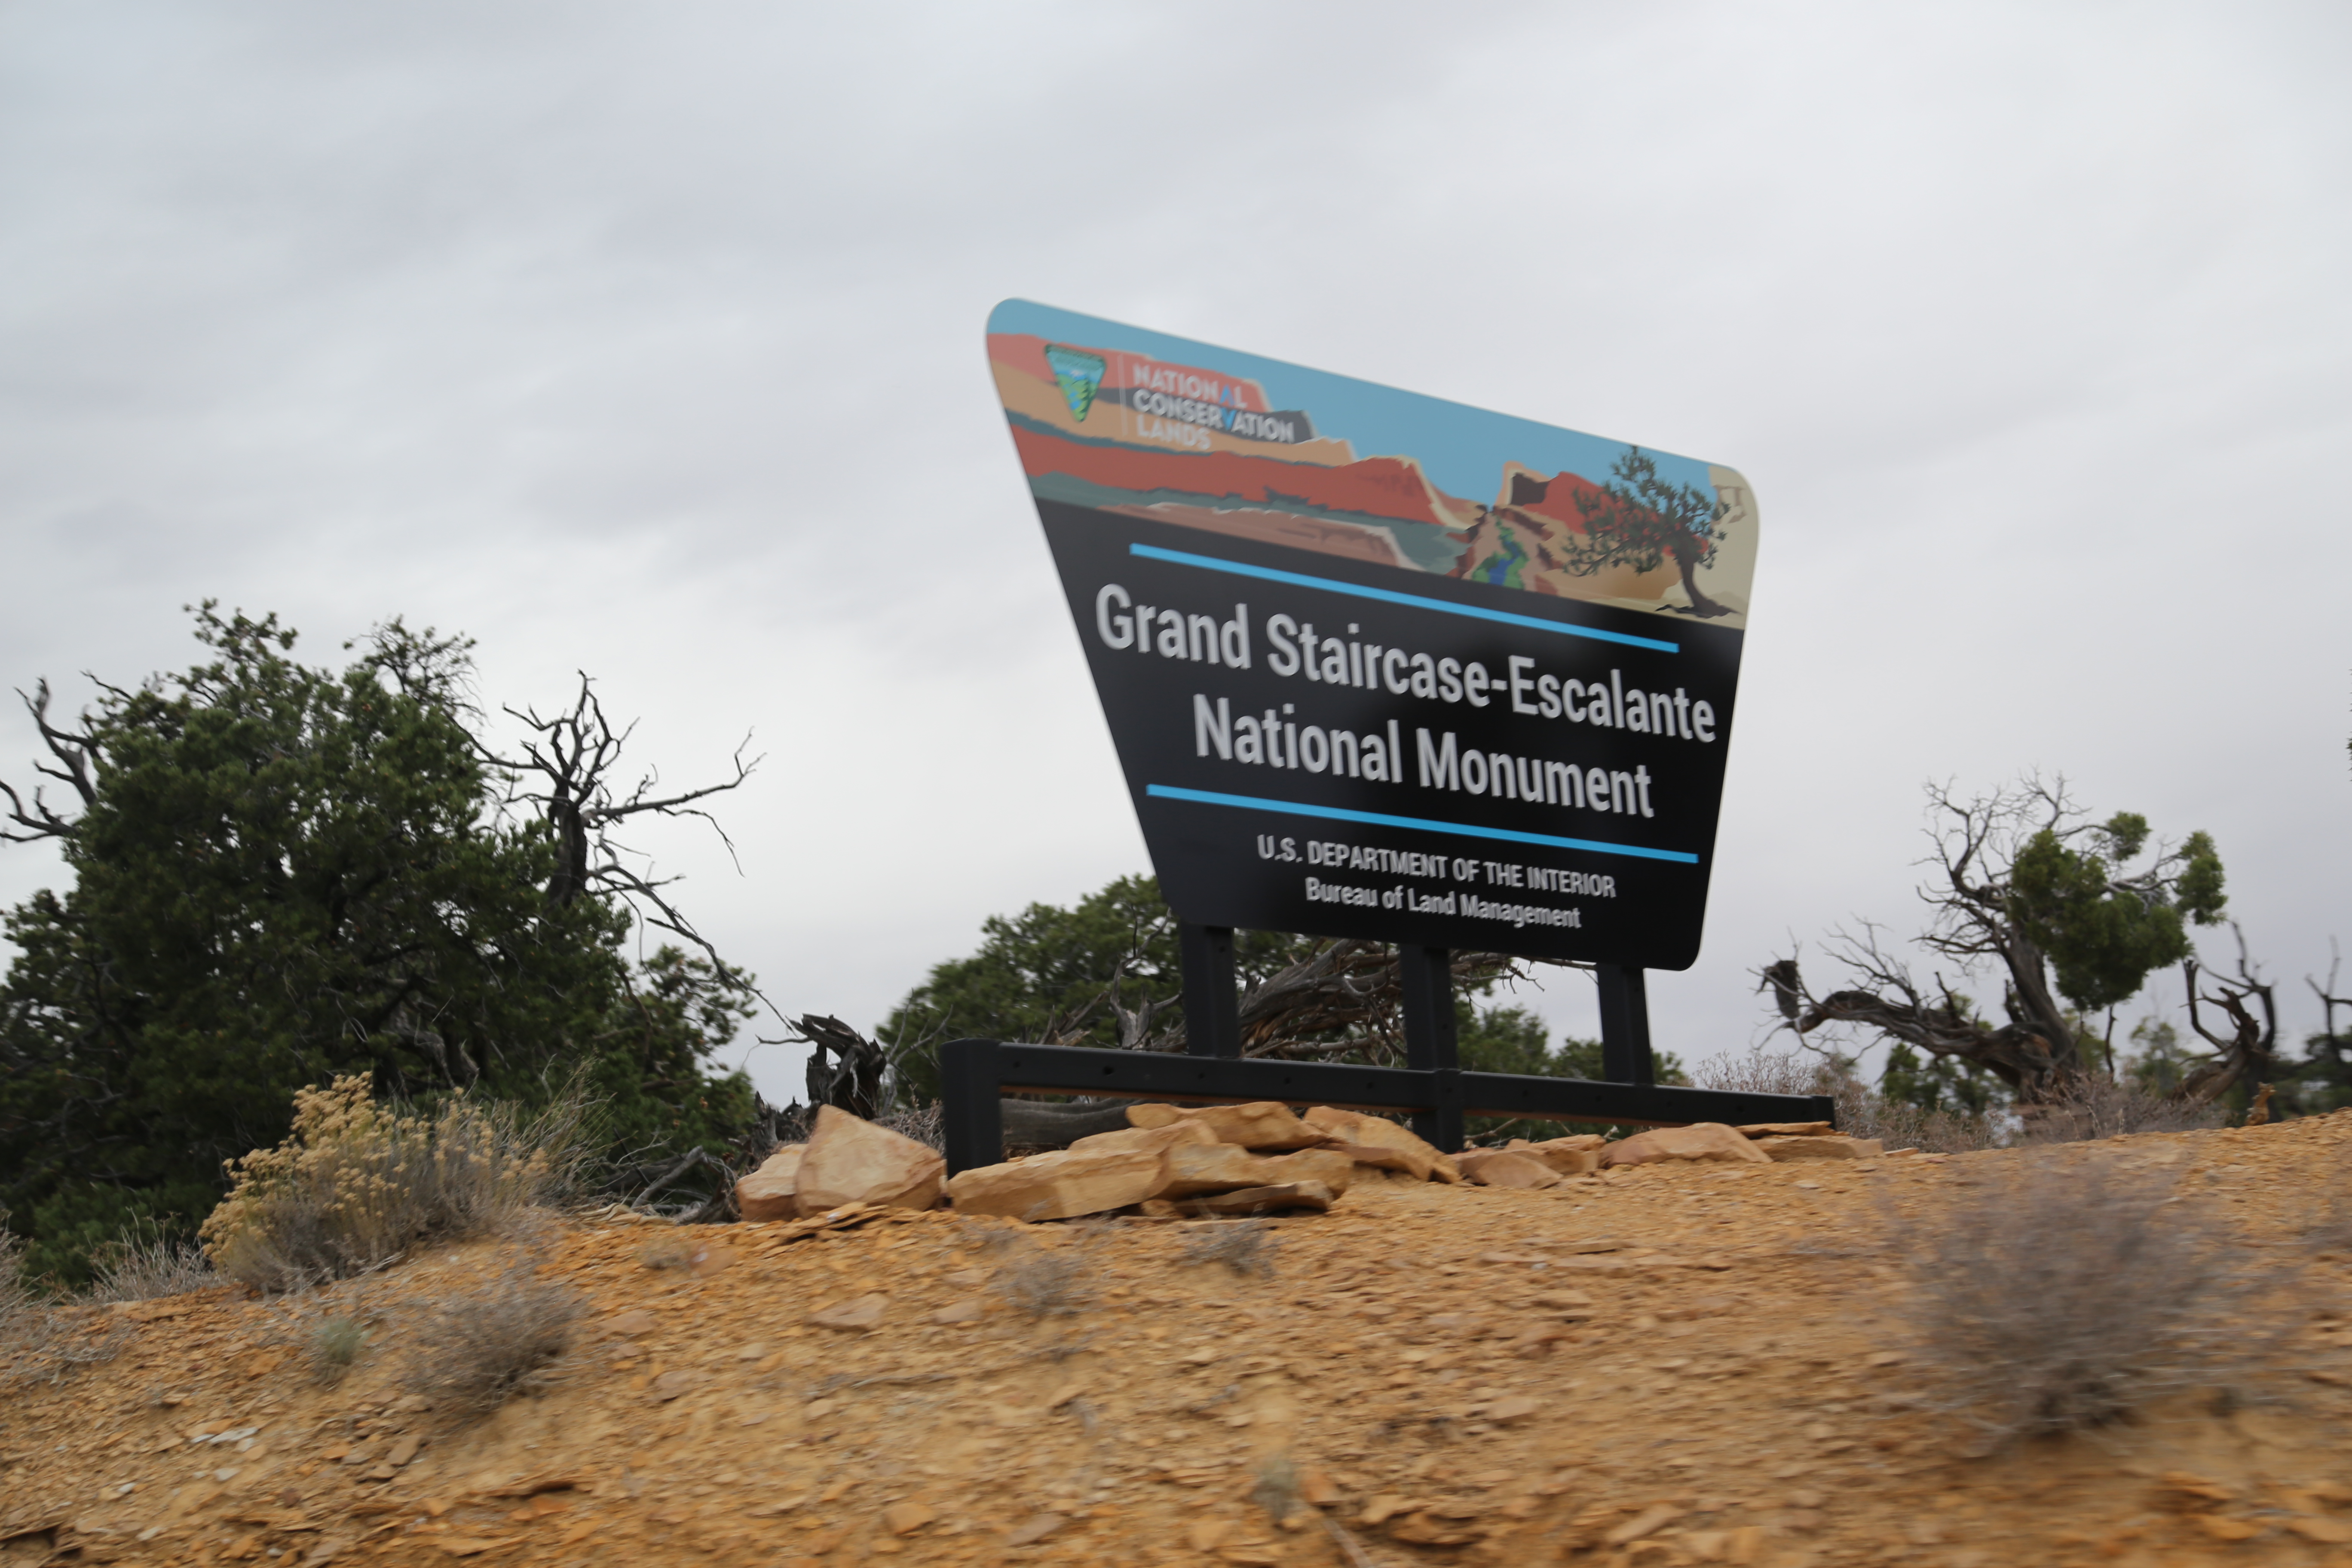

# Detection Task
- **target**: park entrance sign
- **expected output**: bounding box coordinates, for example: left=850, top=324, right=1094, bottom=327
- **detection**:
left=986, top=300, right=1759, bottom=972
left=941, top=300, right=1814, bottom=1175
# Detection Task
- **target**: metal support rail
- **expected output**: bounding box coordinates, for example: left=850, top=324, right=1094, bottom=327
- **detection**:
left=937, top=1037, right=1834, bottom=1177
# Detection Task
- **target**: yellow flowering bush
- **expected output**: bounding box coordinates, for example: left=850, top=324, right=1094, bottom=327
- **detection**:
left=200, top=1075, right=582, bottom=1292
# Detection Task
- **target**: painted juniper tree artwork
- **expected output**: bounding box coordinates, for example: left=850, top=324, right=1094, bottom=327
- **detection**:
left=1556, top=447, right=1736, bottom=619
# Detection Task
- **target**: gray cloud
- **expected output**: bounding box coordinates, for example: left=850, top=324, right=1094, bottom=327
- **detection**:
left=2, top=0, right=2347, bottom=1099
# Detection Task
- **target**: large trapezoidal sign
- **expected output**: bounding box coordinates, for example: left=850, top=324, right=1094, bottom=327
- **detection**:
left=987, top=301, right=1760, bottom=971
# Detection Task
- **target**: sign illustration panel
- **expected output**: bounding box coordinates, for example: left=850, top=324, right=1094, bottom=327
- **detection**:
left=987, top=300, right=1759, bottom=970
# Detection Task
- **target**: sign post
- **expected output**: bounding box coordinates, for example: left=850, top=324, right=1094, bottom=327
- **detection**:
left=952, top=300, right=1816, bottom=1165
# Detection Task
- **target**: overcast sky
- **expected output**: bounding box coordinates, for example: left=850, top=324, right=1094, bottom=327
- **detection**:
left=3, top=1, right=2347, bottom=1104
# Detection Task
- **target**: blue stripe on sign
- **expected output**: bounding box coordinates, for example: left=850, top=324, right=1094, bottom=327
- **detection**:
left=1144, top=784, right=1703, bottom=865
left=1127, top=542, right=1681, bottom=654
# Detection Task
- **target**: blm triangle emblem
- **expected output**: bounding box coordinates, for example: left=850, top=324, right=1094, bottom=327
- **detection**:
left=1043, top=344, right=1106, bottom=422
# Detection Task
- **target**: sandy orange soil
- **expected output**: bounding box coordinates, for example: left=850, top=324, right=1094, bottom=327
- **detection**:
left=7, top=1114, right=2352, bottom=1568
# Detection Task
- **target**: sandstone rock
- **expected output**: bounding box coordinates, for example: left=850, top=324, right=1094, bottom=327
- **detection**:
left=2153, top=1472, right=2234, bottom=1512
left=686, top=1242, right=737, bottom=1277
left=1124, top=1100, right=1331, bottom=1150
left=1067, top=1120, right=1218, bottom=1157
left=1004, top=1514, right=1064, bottom=1547
left=1735, top=1121, right=1834, bottom=1138
left=1317, top=1144, right=1431, bottom=1182
left=1503, top=1325, right=1572, bottom=1358
left=884, top=1501, right=935, bottom=1536
left=1683, top=1525, right=1766, bottom=1563
left=1602, top=1123, right=1771, bottom=1168
left=1186, top=1519, right=1235, bottom=1551
left=1753, top=1135, right=1884, bottom=1162
left=1303, top=1107, right=1461, bottom=1182
left=1605, top=1504, right=1683, bottom=1546
left=1389, top=1510, right=1479, bottom=1546
left=946, top=1145, right=1168, bottom=1221
left=652, top=1370, right=697, bottom=1400
left=808, top=1294, right=887, bottom=1332
left=735, top=1145, right=806, bottom=1222
left=1192, top=1181, right=1335, bottom=1215
left=1298, top=1468, right=1342, bottom=1508
left=787, top=1107, right=940, bottom=1215
left=1158, top=1144, right=1354, bottom=1199
left=1484, top=1394, right=1541, bottom=1424
left=929, top=1300, right=984, bottom=1326
left=386, top=1435, right=422, bottom=1467
left=1504, top=1134, right=1606, bottom=1175
left=1455, top=1151, right=1562, bottom=1189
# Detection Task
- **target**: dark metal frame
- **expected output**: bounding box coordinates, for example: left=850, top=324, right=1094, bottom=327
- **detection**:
left=938, top=921, right=1835, bottom=1176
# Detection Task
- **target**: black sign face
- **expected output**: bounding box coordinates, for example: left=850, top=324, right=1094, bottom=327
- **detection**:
left=989, top=303, right=1758, bottom=969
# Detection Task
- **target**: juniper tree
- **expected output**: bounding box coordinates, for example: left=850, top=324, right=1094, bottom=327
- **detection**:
left=0, top=605, right=763, bottom=1281
left=1764, top=776, right=2231, bottom=1104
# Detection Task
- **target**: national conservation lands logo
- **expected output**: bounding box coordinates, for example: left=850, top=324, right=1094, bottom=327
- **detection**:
left=1043, top=344, right=1106, bottom=422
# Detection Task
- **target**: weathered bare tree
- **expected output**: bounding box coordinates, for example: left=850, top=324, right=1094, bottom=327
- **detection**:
left=2309, top=940, right=2352, bottom=1047
left=2179, top=932, right=2277, bottom=1106
left=486, top=673, right=763, bottom=990
left=1, top=679, right=103, bottom=843
left=1765, top=775, right=2232, bottom=1104
left=796, top=1014, right=888, bottom=1120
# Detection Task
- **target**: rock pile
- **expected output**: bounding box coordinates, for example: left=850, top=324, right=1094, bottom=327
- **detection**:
left=735, top=1105, right=945, bottom=1222
left=736, top=1103, right=1889, bottom=1223
left=946, top=1099, right=1405, bottom=1222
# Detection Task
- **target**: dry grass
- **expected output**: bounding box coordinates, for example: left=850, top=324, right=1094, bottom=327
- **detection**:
left=309, top=1314, right=370, bottom=1387
left=991, top=1245, right=1099, bottom=1320
left=1887, top=1154, right=2254, bottom=1443
left=1700, top=1047, right=1999, bottom=1153
left=199, top=1074, right=591, bottom=1293
left=86, top=1229, right=217, bottom=1304
left=877, top=1102, right=944, bottom=1152
left=1178, top=1219, right=1279, bottom=1279
left=0, top=1221, right=42, bottom=1362
left=2020, top=1076, right=2226, bottom=1142
left=398, top=1255, right=585, bottom=1416
left=1831, top=1083, right=1999, bottom=1154
left=1, top=1220, right=133, bottom=1387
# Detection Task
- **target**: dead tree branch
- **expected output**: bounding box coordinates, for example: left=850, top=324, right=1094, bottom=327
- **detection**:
left=2180, top=927, right=2276, bottom=1106
left=483, top=671, right=769, bottom=1006
left=1, top=680, right=101, bottom=844
left=795, top=1014, right=888, bottom=1121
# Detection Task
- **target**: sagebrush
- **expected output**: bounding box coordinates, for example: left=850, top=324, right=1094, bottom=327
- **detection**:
left=1179, top=1219, right=1279, bottom=1278
left=199, top=1074, right=589, bottom=1292
left=400, top=1256, right=585, bottom=1415
left=1888, top=1154, right=2252, bottom=1442
left=992, top=1245, right=1098, bottom=1319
